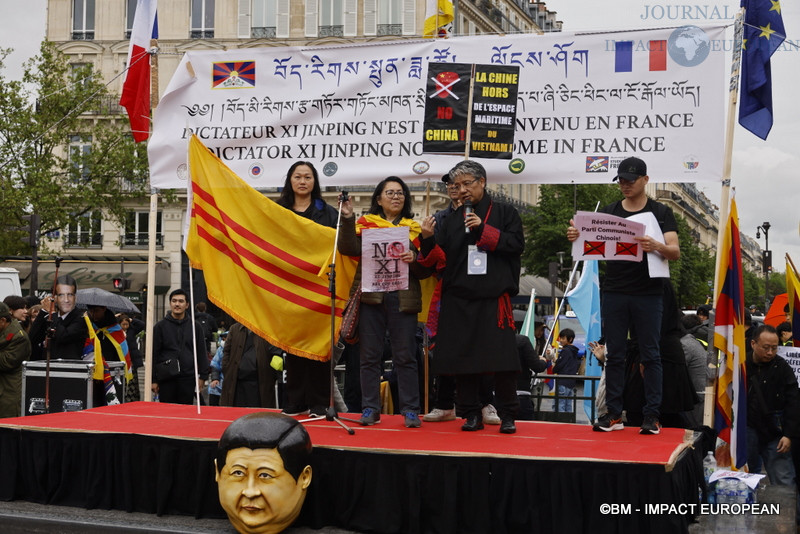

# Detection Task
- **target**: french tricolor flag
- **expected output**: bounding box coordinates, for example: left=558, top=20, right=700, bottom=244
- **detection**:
left=120, top=0, right=158, bottom=143
left=614, top=40, right=667, bottom=73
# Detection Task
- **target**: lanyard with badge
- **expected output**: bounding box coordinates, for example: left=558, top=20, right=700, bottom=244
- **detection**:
left=467, top=200, right=493, bottom=276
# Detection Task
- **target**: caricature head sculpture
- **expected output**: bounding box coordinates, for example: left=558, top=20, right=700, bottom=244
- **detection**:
left=215, top=413, right=312, bottom=534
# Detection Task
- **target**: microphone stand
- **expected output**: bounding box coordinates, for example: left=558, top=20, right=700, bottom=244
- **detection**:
left=299, top=192, right=359, bottom=434
left=43, top=256, right=64, bottom=414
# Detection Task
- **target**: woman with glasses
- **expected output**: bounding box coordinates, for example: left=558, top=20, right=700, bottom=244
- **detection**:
left=28, top=274, right=89, bottom=361
left=275, top=161, right=338, bottom=416
left=338, top=177, right=432, bottom=428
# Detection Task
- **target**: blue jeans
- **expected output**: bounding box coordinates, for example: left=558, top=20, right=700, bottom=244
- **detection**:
left=358, top=292, right=420, bottom=414
left=557, top=385, right=574, bottom=413
left=746, top=428, right=796, bottom=485
left=602, top=291, right=663, bottom=418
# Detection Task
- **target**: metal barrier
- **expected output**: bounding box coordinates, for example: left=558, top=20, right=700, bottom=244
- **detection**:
left=527, top=373, right=601, bottom=424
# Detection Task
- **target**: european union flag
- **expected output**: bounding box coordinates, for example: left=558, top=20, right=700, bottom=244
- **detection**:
left=739, top=0, right=786, bottom=139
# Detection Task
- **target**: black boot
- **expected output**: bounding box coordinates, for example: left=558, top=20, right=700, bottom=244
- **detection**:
left=499, top=418, right=516, bottom=434
left=462, top=414, right=484, bottom=431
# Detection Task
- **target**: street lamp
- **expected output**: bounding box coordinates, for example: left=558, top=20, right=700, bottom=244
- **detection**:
left=756, top=221, right=771, bottom=311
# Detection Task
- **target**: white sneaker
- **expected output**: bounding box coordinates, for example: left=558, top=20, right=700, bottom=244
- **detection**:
left=482, top=404, right=501, bottom=425
left=422, top=408, right=456, bottom=422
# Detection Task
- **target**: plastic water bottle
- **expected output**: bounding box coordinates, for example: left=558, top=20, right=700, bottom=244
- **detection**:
left=703, top=451, right=717, bottom=482
left=702, top=451, right=717, bottom=503
left=715, top=478, right=732, bottom=504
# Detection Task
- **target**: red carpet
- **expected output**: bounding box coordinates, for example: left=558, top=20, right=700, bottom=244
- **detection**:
left=0, top=402, right=690, bottom=468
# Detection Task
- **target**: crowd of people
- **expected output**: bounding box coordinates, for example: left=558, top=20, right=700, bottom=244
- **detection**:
left=2, top=156, right=798, bottom=508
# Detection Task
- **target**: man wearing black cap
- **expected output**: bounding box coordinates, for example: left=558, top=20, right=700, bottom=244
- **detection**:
left=567, top=156, right=680, bottom=435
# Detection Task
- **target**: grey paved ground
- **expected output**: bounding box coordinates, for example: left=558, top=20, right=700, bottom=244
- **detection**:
left=0, top=500, right=357, bottom=534
left=689, top=484, right=797, bottom=534
left=0, top=482, right=793, bottom=533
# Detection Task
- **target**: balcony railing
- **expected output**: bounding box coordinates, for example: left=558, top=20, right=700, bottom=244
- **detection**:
left=252, top=26, right=276, bottom=38
left=377, top=24, right=402, bottom=36
left=122, top=233, right=164, bottom=249
left=319, top=25, right=344, bottom=37
left=72, top=30, right=95, bottom=40
left=64, top=232, right=103, bottom=249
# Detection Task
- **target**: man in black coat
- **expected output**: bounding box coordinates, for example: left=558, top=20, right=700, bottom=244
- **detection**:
left=29, top=275, right=88, bottom=361
left=420, top=160, right=525, bottom=434
left=746, top=324, right=800, bottom=489
left=152, top=289, right=209, bottom=405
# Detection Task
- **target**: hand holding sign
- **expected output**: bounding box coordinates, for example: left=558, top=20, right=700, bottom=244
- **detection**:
left=570, top=211, right=646, bottom=262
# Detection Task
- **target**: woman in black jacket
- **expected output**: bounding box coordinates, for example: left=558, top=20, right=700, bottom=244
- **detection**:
left=276, top=162, right=338, bottom=416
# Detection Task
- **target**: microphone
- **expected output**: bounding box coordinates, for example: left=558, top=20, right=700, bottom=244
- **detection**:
left=464, top=200, right=473, bottom=234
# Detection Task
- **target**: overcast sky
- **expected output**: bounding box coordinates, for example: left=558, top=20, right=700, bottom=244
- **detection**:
left=1, top=0, right=797, bottom=275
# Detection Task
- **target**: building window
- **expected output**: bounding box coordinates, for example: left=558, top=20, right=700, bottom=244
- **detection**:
left=125, top=0, right=137, bottom=38
left=319, top=0, right=344, bottom=37
left=191, top=0, right=215, bottom=39
left=377, top=0, right=401, bottom=36
left=69, top=135, right=92, bottom=181
left=72, top=0, right=95, bottom=40
left=66, top=211, right=102, bottom=248
left=70, top=63, right=92, bottom=89
left=123, top=211, right=163, bottom=248
left=252, top=0, right=277, bottom=38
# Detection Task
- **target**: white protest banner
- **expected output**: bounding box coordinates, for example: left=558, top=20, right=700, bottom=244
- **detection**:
left=361, top=227, right=410, bottom=292
left=778, top=346, right=800, bottom=386
left=571, top=211, right=645, bottom=262
left=149, top=25, right=726, bottom=188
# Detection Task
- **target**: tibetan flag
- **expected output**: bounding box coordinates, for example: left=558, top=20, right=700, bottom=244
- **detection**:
left=185, top=135, right=357, bottom=361
left=120, top=0, right=158, bottom=142
left=423, top=0, right=454, bottom=38
left=739, top=0, right=786, bottom=139
left=565, top=261, right=602, bottom=419
left=712, top=196, right=748, bottom=469
left=786, top=257, right=800, bottom=347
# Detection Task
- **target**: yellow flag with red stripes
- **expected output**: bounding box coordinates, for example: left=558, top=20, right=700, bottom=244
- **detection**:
left=185, top=135, right=357, bottom=361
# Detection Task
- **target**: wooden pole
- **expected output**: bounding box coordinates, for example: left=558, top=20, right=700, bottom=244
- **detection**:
left=703, top=11, right=743, bottom=428
left=144, top=37, right=159, bottom=402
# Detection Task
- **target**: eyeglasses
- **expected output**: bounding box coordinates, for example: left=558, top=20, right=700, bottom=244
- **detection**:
left=617, top=177, right=642, bottom=185
left=757, top=343, right=779, bottom=353
left=56, top=293, right=76, bottom=299
left=450, top=178, right=479, bottom=190
left=383, top=190, right=405, bottom=198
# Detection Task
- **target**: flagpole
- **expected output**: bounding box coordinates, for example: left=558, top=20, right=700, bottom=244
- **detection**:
left=143, top=34, right=159, bottom=403
left=541, top=263, right=580, bottom=357
left=705, top=11, right=744, bottom=428
left=787, top=253, right=798, bottom=277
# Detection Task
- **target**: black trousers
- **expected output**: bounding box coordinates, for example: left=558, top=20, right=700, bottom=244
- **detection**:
left=284, top=354, right=331, bottom=410
left=158, top=375, right=197, bottom=405
left=456, top=371, right=518, bottom=420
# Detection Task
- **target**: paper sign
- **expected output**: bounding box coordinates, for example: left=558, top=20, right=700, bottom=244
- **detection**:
left=361, top=227, right=410, bottom=292
left=571, top=211, right=645, bottom=262
left=778, top=346, right=800, bottom=386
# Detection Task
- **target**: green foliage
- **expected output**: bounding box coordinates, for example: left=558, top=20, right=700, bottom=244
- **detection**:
left=0, top=42, right=150, bottom=255
left=670, top=214, right=715, bottom=308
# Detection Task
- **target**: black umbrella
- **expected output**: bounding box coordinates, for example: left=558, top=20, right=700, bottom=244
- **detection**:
left=76, top=287, right=140, bottom=314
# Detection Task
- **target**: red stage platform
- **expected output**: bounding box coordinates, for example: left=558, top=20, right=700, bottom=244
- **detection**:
left=0, top=403, right=704, bottom=534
